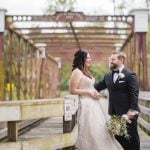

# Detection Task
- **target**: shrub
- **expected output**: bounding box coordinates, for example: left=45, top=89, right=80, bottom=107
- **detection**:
left=60, top=63, right=108, bottom=91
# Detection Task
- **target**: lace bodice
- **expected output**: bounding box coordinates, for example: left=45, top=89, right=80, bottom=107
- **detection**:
left=78, top=75, right=95, bottom=90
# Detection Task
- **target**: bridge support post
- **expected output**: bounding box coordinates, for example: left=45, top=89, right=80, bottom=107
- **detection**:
left=35, top=43, right=46, bottom=99
left=132, top=9, right=149, bottom=90
left=0, top=8, right=7, bottom=130
left=0, top=9, right=6, bottom=100
left=63, top=115, right=76, bottom=150
left=7, top=121, right=18, bottom=141
left=63, top=97, right=77, bottom=150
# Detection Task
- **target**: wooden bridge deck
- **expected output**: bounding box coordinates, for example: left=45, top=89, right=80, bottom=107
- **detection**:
left=139, top=128, right=150, bottom=150
left=19, top=98, right=150, bottom=150
left=19, top=116, right=150, bottom=150
left=20, top=117, right=63, bottom=140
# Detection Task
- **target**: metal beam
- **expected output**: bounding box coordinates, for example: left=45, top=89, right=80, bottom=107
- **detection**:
left=69, top=22, right=81, bottom=49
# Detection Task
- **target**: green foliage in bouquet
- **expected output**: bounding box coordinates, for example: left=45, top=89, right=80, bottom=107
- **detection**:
left=106, top=115, right=130, bottom=139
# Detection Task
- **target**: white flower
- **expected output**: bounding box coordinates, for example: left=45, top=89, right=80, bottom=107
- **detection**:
left=122, top=114, right=132, bottom=123
left=106, top=115, right=130, bottom=139
left=118, top=73, right=125, bottom=79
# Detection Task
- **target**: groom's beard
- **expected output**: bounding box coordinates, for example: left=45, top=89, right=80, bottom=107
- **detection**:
left=109, top=63, right=118, bottom=70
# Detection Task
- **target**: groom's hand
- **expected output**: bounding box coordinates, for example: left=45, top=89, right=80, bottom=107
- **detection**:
left=127, top=109, right=139, bottom=119
left=127, top=111, right=134, bottom=119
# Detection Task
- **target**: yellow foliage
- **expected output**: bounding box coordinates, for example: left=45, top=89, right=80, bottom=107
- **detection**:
left=0, top=60, right=4, bottom=100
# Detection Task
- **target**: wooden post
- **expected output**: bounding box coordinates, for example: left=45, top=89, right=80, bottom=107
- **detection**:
left=63, top=97, right=76, bottom=150
left=0, top=9, right=7, bottom=129
left=35, top=44, right=46, bottom=99
left=132, top=9, right=149, bottom=90
left=7, top=121, right=19, bottom=141
left=141, top=33, right=148, bottom=90
left=0, top=33, right=4, bottom=100
left=63, top=115, right=76, bottom=150
left=0, top=9, right=6, bottom=100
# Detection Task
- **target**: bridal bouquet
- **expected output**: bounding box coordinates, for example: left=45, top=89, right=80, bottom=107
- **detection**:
left=106, top=115, right=131, bottom=139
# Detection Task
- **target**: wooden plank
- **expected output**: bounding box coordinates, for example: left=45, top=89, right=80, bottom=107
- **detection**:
left=138, top=117, right=150, bottom=132
left=21, top=103, right=64, bottom=120
left=139, top=105, right=150, bottom=116
left=139, top=91, right=150, bottom=101
left=139, top=128, right=150, bottom=150
left=0, top=142, right=21, bottom=150
left=0, top=106, right=21, bottom=121
left=0, top=97, right=78, bottom=121
left=138, top=91, right=150, bottom=135
left=19, top=117, right=63, bottom=139
left=22, top=124, right=78, bottom=150
left=0, top=99, right=64, bottom=121
left=0, top=124, right=78, bottom=150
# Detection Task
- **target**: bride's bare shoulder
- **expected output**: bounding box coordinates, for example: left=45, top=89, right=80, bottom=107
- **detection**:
left=72, top=68, right=82, bottom=74
left=71, top=68, right=83, bottom=77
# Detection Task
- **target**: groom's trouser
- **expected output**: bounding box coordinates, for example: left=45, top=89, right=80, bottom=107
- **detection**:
left=115, top=117, right=140, bottom=150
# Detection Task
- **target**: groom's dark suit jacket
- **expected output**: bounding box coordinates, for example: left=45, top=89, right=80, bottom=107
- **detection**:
left=95, top=67, right=140, bottom=116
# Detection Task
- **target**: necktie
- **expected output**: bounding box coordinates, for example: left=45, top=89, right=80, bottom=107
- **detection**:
left=112, top=70, right=119, bottom=74
left=112, top=70, right=119, bottom=83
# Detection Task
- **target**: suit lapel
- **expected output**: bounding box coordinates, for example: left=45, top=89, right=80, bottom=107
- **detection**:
left=115, top=68, right=126, bottom=85
left=109, top=71, right=115, bottom=88
left=107, top=68, right=127, bottom=88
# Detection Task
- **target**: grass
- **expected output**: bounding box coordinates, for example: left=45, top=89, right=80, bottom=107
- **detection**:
left=60, top=90, right=69, bottom=98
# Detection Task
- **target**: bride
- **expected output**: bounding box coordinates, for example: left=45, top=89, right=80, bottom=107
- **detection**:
left=69, top=49, right=122, bottom=150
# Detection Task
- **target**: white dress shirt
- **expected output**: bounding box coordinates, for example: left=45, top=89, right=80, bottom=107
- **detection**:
left=113, top=65, right=124, bottom=83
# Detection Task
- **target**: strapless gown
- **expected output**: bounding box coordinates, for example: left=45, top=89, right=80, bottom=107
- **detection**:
left=75, top=75, right=123, bottom=150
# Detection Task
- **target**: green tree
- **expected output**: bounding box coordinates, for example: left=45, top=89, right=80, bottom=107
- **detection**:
left=44, top=0, right=76, bottom=15
left=60, top=64, right=72, bottom=91
left=89, top=64, right=108, bottom=82
left=60, top=64, right=108, bottom=91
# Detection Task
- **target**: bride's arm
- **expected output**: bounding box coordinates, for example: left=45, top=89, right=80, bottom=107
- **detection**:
left=69, top=69, right=98, bottom=98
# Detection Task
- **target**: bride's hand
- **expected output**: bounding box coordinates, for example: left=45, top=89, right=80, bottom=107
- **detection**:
left=88, top=90, right=100, bottom=100
left=95, top=92, right=101, bottom=100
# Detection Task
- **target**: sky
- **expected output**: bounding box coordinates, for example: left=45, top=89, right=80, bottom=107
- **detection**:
left=0, top=0, right=146, bottom=15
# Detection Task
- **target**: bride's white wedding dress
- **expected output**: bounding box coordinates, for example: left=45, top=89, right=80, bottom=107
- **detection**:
left=75, top=74, right=122, bottom=150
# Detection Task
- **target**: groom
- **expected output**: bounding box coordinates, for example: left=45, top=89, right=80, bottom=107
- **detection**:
left=94, top=51, right=140, bottom=150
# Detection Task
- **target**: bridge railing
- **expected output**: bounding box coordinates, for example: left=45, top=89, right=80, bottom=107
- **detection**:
left=121, top=31, right=149, bottom=91
left=101, top=90, right=150, bottom=136
left=138, top=91, right=150, bottom=136
left=0, top=94, right=78, bottom=150
left=3, top=23, right=60, bottom=101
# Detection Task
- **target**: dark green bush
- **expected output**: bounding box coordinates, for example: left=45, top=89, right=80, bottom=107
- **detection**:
left=89, top=64, right=108, bottom=82
left=60, top=64, right=72, bottom=90
left=60, top=63, right=108, bottom=91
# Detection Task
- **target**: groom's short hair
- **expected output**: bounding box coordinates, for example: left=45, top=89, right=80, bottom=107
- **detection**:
left=111, top=51, right=126, bottom=64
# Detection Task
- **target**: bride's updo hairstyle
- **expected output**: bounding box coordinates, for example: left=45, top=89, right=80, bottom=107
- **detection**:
left=72, top=49, right=92, bottom=78
left=72, top=49, right=87, bottom=71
